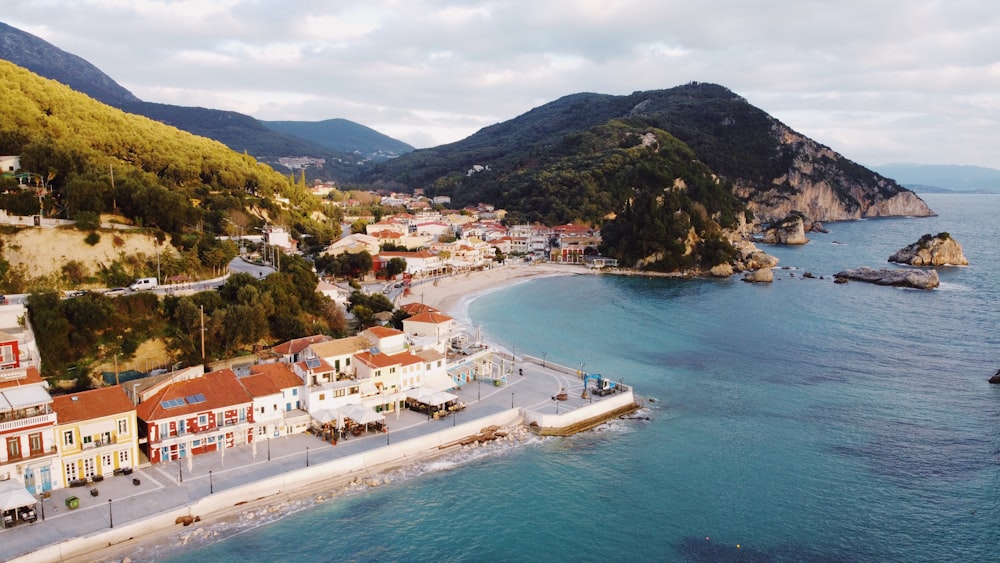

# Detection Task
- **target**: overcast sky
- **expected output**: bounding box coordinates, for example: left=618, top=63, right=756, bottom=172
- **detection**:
left=6, top=1, right=999, bottom=169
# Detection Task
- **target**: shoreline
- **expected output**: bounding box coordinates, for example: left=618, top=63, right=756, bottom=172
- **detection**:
left=75, top=421, right=533, bottom=562
left=45, top=264, right=580, bottom=563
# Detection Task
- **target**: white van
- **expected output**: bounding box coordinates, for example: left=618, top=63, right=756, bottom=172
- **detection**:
left=128, top=277, right=158, bottom=291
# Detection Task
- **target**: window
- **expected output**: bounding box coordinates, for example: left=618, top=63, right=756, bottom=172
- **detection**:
left=239, top=408, right=246, bottom=422
left=101, top=431, right=111, bottom=444
left=319, top=393, right=326, bottom=401
left=29, top=433, right=43, bottom=455
left=178, top=420, right=186, bottom=435
left=0, top=343, right=15, bottom=365
left=259, top=406, right=265, bottom=414
left=6, top=436, right=20, bottom=458
left=82, top=458, right=95, bottom=478
left=258, top=426, right=267, bottom=436
left=335, top=389, right=345, bottom=398
left=199, top=414, right=209, bottom=426
left=82, top=435, right=93, bottom=447
left=292, top=388, right=298, bottom=396
left=390, top=367, right=396, bottom=374
left=65, top=461, right=79, bottom=482
left=118, top=418, right=128, bottom=435
left=63, top=430, right=75, bottom=447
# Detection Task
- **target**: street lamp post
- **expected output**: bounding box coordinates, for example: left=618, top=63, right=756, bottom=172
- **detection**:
left=267, top=437, right=271, bottom=462
left=178, top=458, right=183, bottom=483
left=306, top=446, right=310, bottom=467
left=108, top=499, right=113, bottom=528
left=478, top=379, right=481, bottom=401
left=209, top=470, right=214, bottom=494
left=511, top=392, right=515, bottom=409
left=542, top=352, right=547, bottom=368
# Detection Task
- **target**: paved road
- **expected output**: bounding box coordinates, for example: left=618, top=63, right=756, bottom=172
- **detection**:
left=0, top=357, right=613, bottom=561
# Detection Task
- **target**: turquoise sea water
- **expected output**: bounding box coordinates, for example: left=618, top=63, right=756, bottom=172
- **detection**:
left=167, top=194, right=999, bottom=562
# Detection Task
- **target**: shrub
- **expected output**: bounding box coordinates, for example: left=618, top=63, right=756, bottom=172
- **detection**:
left=84, top=232, right=101, bottom=246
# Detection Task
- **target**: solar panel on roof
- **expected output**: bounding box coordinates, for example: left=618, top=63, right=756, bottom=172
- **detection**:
left=306, top=358, right=321, bottom=368
left=186, top=393, right=206, bottom=405
left=161, top=398, right=185, bottom=409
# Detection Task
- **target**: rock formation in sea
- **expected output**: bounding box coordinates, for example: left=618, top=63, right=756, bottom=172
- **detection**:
left=742, top=268, right=774, bottom=283
left=762, top=214, right=809, bottom=245
left=833, top=267, right=940, bottom=290
left=888, top=233, right=969, bottom=266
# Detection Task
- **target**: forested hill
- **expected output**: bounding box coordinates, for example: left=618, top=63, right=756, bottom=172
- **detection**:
left=263, top=118, right=414, bottom=158
left=371, top=82, right=931, bottom=223
left=0, top=21, right=404, bottom=179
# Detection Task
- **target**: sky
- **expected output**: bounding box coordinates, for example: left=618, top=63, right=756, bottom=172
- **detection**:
left=5, top=1, right=1000, bottom=169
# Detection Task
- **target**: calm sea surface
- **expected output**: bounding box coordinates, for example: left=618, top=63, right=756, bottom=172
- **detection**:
left=165, top=194, right=1000, bottom=562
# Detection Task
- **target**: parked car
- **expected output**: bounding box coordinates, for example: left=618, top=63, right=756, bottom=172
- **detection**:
left=104, top=287, right=128, bottom=296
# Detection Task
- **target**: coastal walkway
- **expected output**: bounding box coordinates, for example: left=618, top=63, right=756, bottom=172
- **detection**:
left=1, top=357, right=638, bottom=562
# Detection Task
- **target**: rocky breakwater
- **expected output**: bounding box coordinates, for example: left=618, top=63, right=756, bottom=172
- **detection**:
left=833, top=267, right=940, bottom=290
left=889, top=232, right=968, bottom=266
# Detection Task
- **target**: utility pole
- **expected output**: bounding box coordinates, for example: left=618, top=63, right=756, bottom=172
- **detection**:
left=200, top=305, right=205, bottom=361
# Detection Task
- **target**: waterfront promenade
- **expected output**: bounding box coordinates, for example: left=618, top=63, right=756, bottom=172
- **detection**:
left=2, top=356, right=635, bottom=562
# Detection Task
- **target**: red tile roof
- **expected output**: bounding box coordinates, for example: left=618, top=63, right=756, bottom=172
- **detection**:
left=399, top=303, right=439, bottom=315
left=366, top=326, right=404, bottom=339
left=406, top=311, right=454, bottom=324
left=0, top=366, right=43, bottom=390
left=136, top=370, right=253, bottom=421
left=354, top=350, right=424, bottom=369
left=52, top=386, right=133, bottom=424
left=270, top=335, right=332, bottom=355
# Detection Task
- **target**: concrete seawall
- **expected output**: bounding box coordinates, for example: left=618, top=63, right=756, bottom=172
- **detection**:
left=19, top=409, right=522, bottom=563
left=524, top=390, right=639, bottom=436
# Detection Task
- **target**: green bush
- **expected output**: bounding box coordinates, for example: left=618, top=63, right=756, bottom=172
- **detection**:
left=84, top=232, right=101, bottom=246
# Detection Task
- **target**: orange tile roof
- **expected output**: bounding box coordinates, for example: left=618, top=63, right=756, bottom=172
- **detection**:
left=407, top=311, right=454, bottom=324
left=270, top=335, right=332, bottom=355
left=0, top=366, right=44, bottom=390
left=355, top=350, right=424, bottom=369
left=52, top=386, right=133, bottom=424
left=240, top=363, right=303, bottom=397
left=366, top=326, right=404, bottom=338
left=399, top=303, right=439, bottom=315
left=136, top=369, right=252, bottom=421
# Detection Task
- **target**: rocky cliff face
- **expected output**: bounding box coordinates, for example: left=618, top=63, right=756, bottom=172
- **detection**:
left=889, top=234, right=969, bottom=266
left=733, top=124, right=936, bottom=223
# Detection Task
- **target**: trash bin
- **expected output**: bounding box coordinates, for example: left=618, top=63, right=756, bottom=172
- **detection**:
left=65, top=496, right=79, bottom=510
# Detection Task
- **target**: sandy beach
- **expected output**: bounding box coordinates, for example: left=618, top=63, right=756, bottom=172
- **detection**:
left=398, top=261, right=592, bottom=315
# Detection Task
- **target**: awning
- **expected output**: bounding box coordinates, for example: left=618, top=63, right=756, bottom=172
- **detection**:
left=1, top=386, right=51, bottom=409
left=0, top=480, right=36, bottom=511
left=338, top=403, right=384, bottom=425
left=406, top=387, right=457, bottom=407
left=423, top=370, right=456, bottom=392
left=358, top=380, right=378, bottom=396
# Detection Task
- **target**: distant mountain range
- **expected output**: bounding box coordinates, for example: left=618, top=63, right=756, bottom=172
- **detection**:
left=0, top=21, right=412, bottom=180
left=873, top=163, right=1000, bottom=193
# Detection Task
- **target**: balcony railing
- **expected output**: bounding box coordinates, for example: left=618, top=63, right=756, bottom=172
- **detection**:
left=0, top=412, right=56, bottom=433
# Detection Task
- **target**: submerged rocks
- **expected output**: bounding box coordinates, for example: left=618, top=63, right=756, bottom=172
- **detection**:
left=833, top=267, right=940, bottom=290
left=889, top=232, right=968, bottom=266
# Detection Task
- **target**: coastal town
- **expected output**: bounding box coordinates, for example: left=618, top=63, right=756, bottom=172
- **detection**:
left=0, top=187, right=640, bottom=562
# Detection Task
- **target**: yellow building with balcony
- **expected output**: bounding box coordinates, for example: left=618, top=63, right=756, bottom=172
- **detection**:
left=53, top=386, right=138, bottom=486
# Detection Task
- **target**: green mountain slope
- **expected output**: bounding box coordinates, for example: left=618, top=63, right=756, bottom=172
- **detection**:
left=0, top=22, right=403, bottom=181
left=372, top=82, right=933, bottom=223
left=263, top=118, right=413, bottom=158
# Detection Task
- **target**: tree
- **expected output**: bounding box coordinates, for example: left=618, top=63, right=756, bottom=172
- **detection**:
left=385, top=257, right=407, bottom=279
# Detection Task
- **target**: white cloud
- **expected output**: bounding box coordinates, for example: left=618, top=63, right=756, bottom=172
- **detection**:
left=4, top=0, right=999, bottom=168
